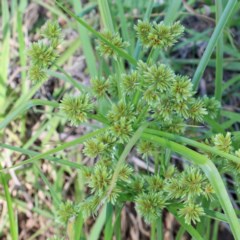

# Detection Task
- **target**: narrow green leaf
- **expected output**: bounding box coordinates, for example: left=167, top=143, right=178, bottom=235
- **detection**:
left=1, top=128, right=107, bottom=171
left=0, top=0, right=10, bottom=115
left=72, top=0, right=97, bottom=77
left=0, top=165, right=18, bottom=240
left=89, top=204, right=107, bottom=240
left=214, top=0, right=224, bottom=101
left=144, top=128, right=240, bottom=165
left=0, top=99, right=59, bottom=130
left=192, top=0, right=237, bottom=90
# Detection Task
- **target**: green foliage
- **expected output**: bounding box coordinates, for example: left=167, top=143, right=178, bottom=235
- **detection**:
left=26, top=11, right=234, bottom=234
left=135, top=192, right=167, bottom=223
left=178, top=202, right=205, bottom=225
left=57, top=201, right=80, bottom=224
left=52, top=18, right=219, bottom=226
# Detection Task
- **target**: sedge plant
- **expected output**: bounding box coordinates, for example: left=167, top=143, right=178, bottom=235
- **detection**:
left=2, top=2, right=240, bottom=239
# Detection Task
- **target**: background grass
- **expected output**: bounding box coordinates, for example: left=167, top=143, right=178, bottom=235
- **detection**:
left=0, top=0, right=240, bottom=239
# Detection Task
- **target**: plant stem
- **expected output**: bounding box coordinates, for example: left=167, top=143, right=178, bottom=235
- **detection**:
left=107, top=124, right=147, bottom=197
left=156, top=215, right=163, bottom=240
left=151, top=220, right=156, bottom=240
left=97, top=0, right=114, bottom=32
left=0, top=165, right=18, bottom=240
left=212, top=220, right=219, bottom=240
left=176, top=226, right=185, bottom=240
left=214, top=0, right=223, bottom=102
left=192, top=0, right=237, bottom=90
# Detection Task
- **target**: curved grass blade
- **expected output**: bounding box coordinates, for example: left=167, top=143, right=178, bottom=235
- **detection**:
left=0, top=99, right=59, bottom=130
left=192, top=0, right=237, bottom=90
left=1, top=128, right=107, bottom=171
left=144, top=128, right=240, bottom=165
left=0, top=165, right=18, bottom=240
left=0, top=143, right=84, bottom=170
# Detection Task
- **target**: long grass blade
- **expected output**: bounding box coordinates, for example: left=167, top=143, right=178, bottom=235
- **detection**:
left=192, top=0, right=237, bottom=90
left=1, top=128, right=107, bottom=171
left=214, top=0, right=224, bottom=101
left=0, top=165, right=18, bottom=240
left=0, top=0, right=10, bottom=115
left=0, top=99, right=59, bottom=130
left=72, top=0, right=97, bottom=77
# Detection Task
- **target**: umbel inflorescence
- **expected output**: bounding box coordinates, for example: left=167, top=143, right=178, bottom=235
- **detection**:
left=29, top=20, right=221, bottom=227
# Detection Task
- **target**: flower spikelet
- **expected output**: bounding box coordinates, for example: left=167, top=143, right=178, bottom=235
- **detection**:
left=178, top=202, right=205, bottom=225
left=83, top=139, right=106, bottom=158
left=60, top=94, right=93, bottom=126
left=188, top=98, right=207, bottom=122
left=171, top=75, right=194, bottom=102
left=134, top=20, right=152, bottom=45
left=97, top=31, right=129, bottom=59
left=135, top=192, right=167, bottom=223
left=212, top=132, right=232, bottom=153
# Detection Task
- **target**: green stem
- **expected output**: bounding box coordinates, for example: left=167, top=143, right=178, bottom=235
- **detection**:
left=104, top=203, right=114, bottom=240
left=114, top=206, right=122, bottom=240
left=212, top=220, right=219, bottom=240
left=176, top=226, right=185, bottom=240
left=53, top=64, right=89, bottom=93
left=156, top=216, right=163, bottom=240
left=142, top=133, right=240, bottom=239
left=192, top=0, right=237, bottom=90
left=97, top=0, right=114, bottom=32
left=151, top=221, right=156, bottom=240
left=214, top=0, right=223, bottom=101
left=107, top=124, right=147, bottom=196
left=0, top=165, right=18, bottom=240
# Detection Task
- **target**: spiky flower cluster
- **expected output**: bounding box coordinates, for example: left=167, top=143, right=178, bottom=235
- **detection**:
left=28, top=18, right=223, bottom=229
left=80, top=161, right=133, bottom=217
left=57, top=201, right=80, bottom=223
left=97, top=31, right=129, bottom=59
left=28, top=21, right=61, bottom=83
left=135, top=192, right=167, bottom=222
left=178, top=202, right=205, bottom=225
left=134, top=166, right=212, bottom=224
left=58, top=20, right=219, bottom=225
left=60, top=94, right=93, bottom=126
left=135, top=20, right=184, bottom=49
